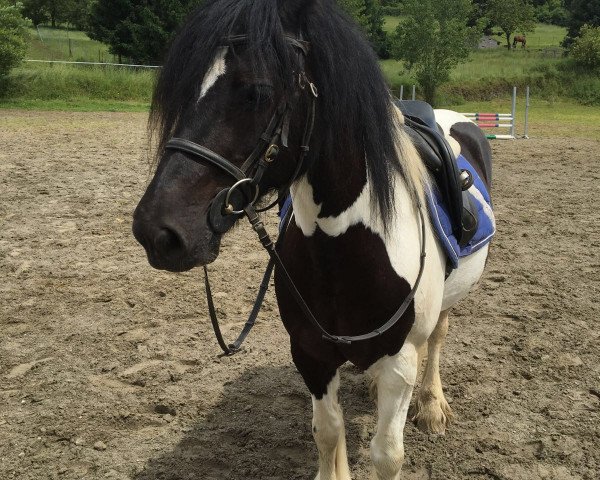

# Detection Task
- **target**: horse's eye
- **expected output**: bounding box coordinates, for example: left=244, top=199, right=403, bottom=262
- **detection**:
left=241, top=84, right=274, bottom=108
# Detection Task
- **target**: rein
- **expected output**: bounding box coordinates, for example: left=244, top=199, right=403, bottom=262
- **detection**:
left=243, top=201, right=427, bottom=346
left=165, top=35, right=426, bottom=355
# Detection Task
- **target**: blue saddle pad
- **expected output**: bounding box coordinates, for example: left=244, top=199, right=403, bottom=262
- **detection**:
left=279, top=196, right=293, bottom=233
left=279, top=154, right=495, bottom=269
left=426, top=155, right=495, bottom=269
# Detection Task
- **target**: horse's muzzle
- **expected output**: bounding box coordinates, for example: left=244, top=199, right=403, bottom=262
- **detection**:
left=132, top=207, right=221, bottom=272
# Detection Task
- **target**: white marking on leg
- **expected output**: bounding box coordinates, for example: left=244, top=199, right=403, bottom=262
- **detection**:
left=312, top=372, right=351, bottom=480
left=368, top=342, right=418, bottom=480
left=198, top=47, right=228, bottom=102
left=413, top=310, right=454, bottom=434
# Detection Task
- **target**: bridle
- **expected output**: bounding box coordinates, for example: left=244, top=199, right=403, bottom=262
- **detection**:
left=163, top=35, right=427, bottom=356
left=165, top=34, right=317, bottom=234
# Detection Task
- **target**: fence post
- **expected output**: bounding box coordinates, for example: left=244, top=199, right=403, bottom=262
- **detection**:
left=399, top=85, right=404, bottom=100
left=510, top=86, right=517, bottom=138
left=524, top=86, right=530, bottom=139
left=412, top=85, right=416, bottom=101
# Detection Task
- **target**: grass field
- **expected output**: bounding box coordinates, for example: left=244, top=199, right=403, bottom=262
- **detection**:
left=0, top=63, right=155, bottom=110
left=447, top=98, right=600, bottom=140
left=3, top=24, right=598, bottom=139
left=383, top=17, right=567, bottom=50
left=488, top=23, right=567, bottom=50
left=1, top=28, right=155, bottom=112
left=28, top=27, right=113, bottom=63
left=0, top=98, right=150, bottom=112
left=383, top=15, right=402, bottom=34
left=382, top=19, right=568, bottom=88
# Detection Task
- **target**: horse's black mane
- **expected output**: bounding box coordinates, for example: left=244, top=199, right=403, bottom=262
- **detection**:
left=151, top=0, right=401, bottom=222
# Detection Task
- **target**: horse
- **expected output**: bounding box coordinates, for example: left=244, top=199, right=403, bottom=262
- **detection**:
left=132, top=1, right=494, bottom=478
left=513, top=34, right=527, bottom=49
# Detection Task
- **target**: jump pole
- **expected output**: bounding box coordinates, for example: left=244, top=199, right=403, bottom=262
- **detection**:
left=510, top=86, right=517, bottom=138
left=523, top=86, right=530, bottom=139
left=460, top=87, right=517, bottom=140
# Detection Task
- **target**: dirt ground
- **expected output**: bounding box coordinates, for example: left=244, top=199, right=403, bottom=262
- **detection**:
left=1, top=110, right=598, bottom=480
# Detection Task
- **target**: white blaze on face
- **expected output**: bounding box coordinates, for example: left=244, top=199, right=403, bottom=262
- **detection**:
left=198, top=47, right=228, bottom=101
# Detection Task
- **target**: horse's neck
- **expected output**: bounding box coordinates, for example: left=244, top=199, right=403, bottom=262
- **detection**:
left=290, top=150, right=419, bottom=241
left=290, top=174, right=367, bottom=238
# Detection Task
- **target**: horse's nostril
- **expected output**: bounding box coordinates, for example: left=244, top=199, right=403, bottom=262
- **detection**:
left=154, top=227, right=186, bottom=256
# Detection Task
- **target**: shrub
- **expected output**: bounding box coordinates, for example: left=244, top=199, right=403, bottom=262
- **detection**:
left=535, top=0, right=569, bottom=27
left=570, top=24, right=600, bottom=71
left=381, top=6, right=402, bottom=16
left=569, top=75, right=600, bottom=105
left=0, top=0, right=29, bottom=77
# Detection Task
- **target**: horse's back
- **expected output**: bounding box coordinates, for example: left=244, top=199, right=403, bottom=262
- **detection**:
left=434, top=109, right=493, bottom=191
left=432, top=110, right=493, bottom=311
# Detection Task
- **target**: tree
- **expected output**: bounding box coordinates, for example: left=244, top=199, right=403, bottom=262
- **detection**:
left=339, top=0, right=390, bottom=58
left=87, top=1, right=201, bottom=64
left=21, top=0, right=48, bottom=26
left=86, top=0, right=134, bottom=63
left=486, top=0, right=536, bottom=49
left=0, top=0, right=29, bottom=78
left=570, top=24, right=600, bottom=70
left=392, top=0, right=481, bottom=105
left=63, top=0, right=93, bottom=29
left=534, top=0, right=569, bottom=26
left=563, top=0, right=600, bottom=47
left=21, top=0, right=92, bottom=28
left=363, top=0, right=391, bottom=58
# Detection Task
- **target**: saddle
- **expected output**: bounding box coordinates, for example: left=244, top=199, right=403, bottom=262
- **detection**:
left=396, top=100, right=478, bottom=249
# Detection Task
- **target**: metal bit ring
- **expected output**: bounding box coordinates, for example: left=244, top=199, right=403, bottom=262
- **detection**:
left=223, top=178, right=260, bottom=215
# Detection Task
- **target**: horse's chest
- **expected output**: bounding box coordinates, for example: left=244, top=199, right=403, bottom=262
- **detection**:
left=275, top=222, right=415, bottom=369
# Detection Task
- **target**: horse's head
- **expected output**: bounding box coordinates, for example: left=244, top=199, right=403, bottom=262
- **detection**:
left=133, top=0, right=318, bottom=272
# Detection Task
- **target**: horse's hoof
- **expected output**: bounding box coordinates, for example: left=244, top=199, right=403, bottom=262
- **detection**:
left=412, top=390, right=454, bottom=435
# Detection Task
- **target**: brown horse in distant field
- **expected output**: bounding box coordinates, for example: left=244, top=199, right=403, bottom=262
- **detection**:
left=513, top=35, right=527, bottom=48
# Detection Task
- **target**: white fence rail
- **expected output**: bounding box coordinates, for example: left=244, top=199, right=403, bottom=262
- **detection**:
left=25, top=59, right=161, bottom=69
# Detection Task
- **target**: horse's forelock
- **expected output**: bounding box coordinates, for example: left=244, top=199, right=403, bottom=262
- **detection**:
left=149, top=0, right=299, bottom=163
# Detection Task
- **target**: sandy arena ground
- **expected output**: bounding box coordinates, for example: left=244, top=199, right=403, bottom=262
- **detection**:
left=0, top=111, right=598, bottom=480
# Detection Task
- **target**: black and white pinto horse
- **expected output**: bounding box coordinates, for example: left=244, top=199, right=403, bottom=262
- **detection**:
left=133, top=1, right=493, bottom=478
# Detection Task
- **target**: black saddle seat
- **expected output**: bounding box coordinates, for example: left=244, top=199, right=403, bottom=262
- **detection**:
left=396, top=100, right=477, bottom=250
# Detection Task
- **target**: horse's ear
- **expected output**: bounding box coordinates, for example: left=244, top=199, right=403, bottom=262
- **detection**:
left=278, top=0, right=317, bottom=27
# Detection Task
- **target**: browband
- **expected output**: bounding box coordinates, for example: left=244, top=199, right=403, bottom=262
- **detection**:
left=223, top=34, right=310, bottom=56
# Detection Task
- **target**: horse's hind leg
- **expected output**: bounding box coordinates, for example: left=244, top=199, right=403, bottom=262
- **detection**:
left=368, top=342, right=418, bottom=480
left=412, top=309, right=454, bottom=434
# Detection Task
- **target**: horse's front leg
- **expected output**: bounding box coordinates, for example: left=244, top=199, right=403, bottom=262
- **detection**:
left=291, top=342, right=351, bottom=480
left=368, top=342, right=419, bottom=480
